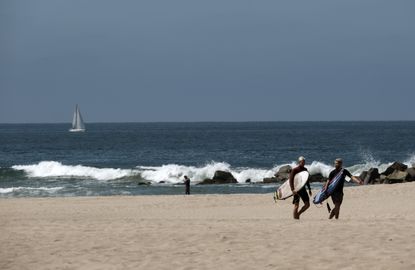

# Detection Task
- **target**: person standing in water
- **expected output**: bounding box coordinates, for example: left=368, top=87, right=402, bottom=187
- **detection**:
left=184, top=175, right=190, bottom=195
left=324, top=158, right=363, bottom=219
left=290, top=156, right=312, bottom=219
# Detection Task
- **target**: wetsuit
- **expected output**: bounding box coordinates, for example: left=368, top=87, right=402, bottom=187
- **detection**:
left=328, top=169, right=352, bottom=204
left=290, top=166, right=311, bottom=204
left=184, top=179, right=190, bottom=195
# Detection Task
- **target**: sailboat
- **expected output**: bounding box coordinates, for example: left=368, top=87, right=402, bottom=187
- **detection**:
left=69, top=104, right=86, bottom=132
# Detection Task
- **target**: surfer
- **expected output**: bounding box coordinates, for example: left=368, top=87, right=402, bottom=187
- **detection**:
left=184, top=176, right=190, bottom=195
left=324, top=158, right=363, bottom=219
left=290, top=156, right=312, bottom=219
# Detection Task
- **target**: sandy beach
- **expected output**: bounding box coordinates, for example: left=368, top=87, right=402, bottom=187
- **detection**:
left=1, top=183, right=414, bottom=270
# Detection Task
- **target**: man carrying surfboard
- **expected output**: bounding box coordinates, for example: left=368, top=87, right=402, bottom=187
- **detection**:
left=290, top=156, right=312, bottom=219
left=324, top=158, right=363, bottom=219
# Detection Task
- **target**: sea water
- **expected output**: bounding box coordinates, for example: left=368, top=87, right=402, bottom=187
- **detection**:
left=0, top=122, right=414, bottom=197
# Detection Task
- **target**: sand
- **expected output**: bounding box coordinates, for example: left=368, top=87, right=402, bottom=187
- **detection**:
left=1, top=183, right=415, bottom=270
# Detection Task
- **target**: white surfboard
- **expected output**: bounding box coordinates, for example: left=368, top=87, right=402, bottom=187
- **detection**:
left=274, top=171, right=309, bottom=201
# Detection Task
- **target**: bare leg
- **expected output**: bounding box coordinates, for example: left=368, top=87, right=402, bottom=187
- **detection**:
left=335, top=203, right=341, bottom=219
left=293, top=203, right=300, bottom=219
left=297, top=202, right=310, bottom=218
left=329, top=202, right=341, bottom=219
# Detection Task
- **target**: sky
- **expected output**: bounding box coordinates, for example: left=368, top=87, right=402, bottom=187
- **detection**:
left=1, top=0, right=414, bottom=123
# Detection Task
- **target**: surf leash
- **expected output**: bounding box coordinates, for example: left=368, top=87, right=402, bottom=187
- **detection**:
left=326, top=202, right=332, bottom=213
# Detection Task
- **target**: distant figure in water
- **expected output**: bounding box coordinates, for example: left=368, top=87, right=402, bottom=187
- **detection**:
left=290, top=156, right=312, bottom=219
left=324, top=158, right=363, bottom=219
left=184, top=176, right=190, bottom=195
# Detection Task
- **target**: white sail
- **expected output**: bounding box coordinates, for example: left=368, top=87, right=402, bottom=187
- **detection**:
left=69, top=105, right=86, bottom=132
left=72, top=106, right=77, bottom=128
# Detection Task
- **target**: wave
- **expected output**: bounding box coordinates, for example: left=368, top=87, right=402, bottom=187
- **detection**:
left=346, top=153, right=414, bottom=176
left=0, top=167, right=27, bottom=179
left=0, top=187, right=63, bottom=194
left=12, top=161, right=137, bottom=181
left=138, top=162, right=277, bottom=184
left=404, top=154, right=415, bottom=167
left=136, top=156, right=413, bottom=183
left=5, top=155, right=415, bottom=183
left=136, top=161, right=384, bottom=183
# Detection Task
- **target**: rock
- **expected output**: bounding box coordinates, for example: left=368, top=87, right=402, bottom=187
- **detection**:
left=263, top=177, right=280, bottom=183
left=379, top=174, right=387, bottom=184
left=406, top=168, right=415, bottom=182
left=363, top=168, right=380, bottom=185
left=381, top=162, right=408, bottom=176
left=198, top=170, right=238, bottom=185
left=391, top=161, right=408, bottom=171
left=384, top=170, right=409, bottom=184
left=359, top=171, right=368, bottom=181
left=138, top=181, right=151, bottom=186
left=275, top=173, right=290, bottom=182
left=372, top=178, right=381, bottom=184
left=199, top=178, right=215, bottom=185
left=277, top=165, right=292, bottom=174
left=213, top=170, right=237, bottom=182
left=309, top=173, right=327, bottom=182
left=273, top=165, right=292, bottom=182
left=245, top=179, right=251, bottom=183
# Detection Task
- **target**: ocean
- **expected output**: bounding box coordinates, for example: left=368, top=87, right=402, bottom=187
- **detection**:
left=1, top=122, right=414, bottom=197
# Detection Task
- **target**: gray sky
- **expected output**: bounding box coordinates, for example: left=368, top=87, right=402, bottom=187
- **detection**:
left=1, top=0, right=414, bottom=123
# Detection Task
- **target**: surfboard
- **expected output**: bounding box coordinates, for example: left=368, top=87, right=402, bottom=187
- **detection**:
left=273, top=171, right=309, bottom=201
left=313, top=169, right=344, bottom=204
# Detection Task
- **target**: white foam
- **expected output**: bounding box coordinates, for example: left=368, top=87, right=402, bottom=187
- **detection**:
left=232, top=167, right=276, bottom=183
left=138, top=162, right=317, bottom=183
left=346, top=153, right=392, bottom=176
left=306, top=161, right=333, bottom=177
left=12, top=161, right=135, bottom=181
left=137, top=159, right=390, bottom=183
left=11, top=156, right=414, bottom=184
left=0, top=187, right=63, bottom=194
left=403, top=154, right=415, bottom=168
left=138, top=162, right=232, bottom=184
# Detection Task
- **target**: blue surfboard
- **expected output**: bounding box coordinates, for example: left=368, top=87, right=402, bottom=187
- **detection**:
left=313, top=169, right=344, bottom=204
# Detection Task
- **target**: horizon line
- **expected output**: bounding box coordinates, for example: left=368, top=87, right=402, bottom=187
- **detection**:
left=1, top=120, right=415, bottom=124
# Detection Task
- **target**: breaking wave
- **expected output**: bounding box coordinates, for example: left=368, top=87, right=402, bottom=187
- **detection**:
left=5, top=155, right=415, bottom=183
left=137, top=162, right=277, bottom=183
left=12, top=161, right=137, bottom=181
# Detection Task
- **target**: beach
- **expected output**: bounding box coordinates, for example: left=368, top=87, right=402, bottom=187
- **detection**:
left=1, top=183, right=414, bottom=270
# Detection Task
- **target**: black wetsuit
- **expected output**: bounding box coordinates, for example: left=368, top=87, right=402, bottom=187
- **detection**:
left=328, top=169, right=352, bottom=204
left=184, top=179, right=190, bottom=195
left=290, top=166, right=311, bottom=204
